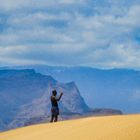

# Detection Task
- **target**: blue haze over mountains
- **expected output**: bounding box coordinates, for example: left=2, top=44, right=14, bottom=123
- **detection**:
left=0, top=69, right=90, bottom=131
left=11, top=65, right=140, bottom=114
left=0, top=66, right=139, bottom=131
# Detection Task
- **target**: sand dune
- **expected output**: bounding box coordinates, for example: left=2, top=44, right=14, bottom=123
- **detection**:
left=0, top=114, right=140, bottom=140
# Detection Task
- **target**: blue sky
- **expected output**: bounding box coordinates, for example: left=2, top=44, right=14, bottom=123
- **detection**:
left=0, top=0, right=140, bottom=69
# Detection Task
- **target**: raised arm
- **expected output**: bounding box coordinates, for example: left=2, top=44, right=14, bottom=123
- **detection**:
left=56, top=92, right=63, bottom=101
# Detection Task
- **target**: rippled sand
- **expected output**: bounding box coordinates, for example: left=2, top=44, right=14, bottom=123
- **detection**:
left=0, top=114, right=140, bottom=140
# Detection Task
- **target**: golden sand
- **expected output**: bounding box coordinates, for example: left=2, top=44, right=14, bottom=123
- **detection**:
left=0, top=114, right=140, bottom=140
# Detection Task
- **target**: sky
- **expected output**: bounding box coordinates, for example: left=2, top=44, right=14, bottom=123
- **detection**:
left=0, top=0, right=140, bottom=69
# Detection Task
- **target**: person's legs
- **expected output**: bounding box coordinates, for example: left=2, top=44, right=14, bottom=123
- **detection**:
left=50, top=107, right=59, bottom=122
left=50, top=115, right=54, bottom=122
left=54, top=115, right=58, bottom=122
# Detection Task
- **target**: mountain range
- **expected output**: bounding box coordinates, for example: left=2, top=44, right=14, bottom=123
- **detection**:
left=0, top=69, right=122, bottom=131
left=0, top=69, right=90, bottom=131
left=5, top=65, right=140, bottom=114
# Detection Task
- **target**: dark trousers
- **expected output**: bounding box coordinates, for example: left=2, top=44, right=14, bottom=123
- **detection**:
left=50, top=107, right=59, bottom=122
left=50, top=115, right=58, bottom=122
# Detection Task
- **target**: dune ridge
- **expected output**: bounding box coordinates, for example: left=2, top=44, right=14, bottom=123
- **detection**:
left=0, top=114, right=140, bottom=140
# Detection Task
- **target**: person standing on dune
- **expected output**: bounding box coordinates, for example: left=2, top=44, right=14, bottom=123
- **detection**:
left=50, top=90, right=63, bottom=122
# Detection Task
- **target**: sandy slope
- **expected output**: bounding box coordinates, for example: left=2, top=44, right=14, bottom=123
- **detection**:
left=0, top=114, right=140, bottom=140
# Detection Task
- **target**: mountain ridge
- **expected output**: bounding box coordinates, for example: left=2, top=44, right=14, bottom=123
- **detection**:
left=11, top=65, right=140, bottom=113
left=0, top=69, right=90, bottom=131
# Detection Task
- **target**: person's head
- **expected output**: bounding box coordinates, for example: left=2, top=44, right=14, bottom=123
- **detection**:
left=52, top=90, right=57, bottom=96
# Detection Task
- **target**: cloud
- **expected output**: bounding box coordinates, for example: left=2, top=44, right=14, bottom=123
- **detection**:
left=0, top=0, right=140, bottom=68
left=0, top=0, right=86, bottom=11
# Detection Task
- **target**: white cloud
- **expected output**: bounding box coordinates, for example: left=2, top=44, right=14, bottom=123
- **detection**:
left=0, top=1, right=140, bottom=68
left=0, top=0, right=86, bottom=11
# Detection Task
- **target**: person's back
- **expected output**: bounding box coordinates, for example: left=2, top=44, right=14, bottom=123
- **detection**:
left=51, top=95, right=58, bottom=107
left=50, top=90, right=63, bottom=122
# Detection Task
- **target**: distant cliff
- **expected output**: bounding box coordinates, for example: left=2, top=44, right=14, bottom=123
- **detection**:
left=0, top=69, right=89, bottom=131
left=0, top=69, right=122, bottom=131
left=13, top=65, right=140, bottom=114
left=8, top=81, right=90, bottom=130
